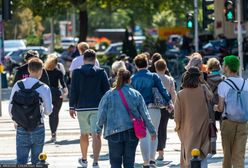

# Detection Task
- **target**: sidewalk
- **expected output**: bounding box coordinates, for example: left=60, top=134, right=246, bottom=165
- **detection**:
left=0, top=100, right=248, bottom=167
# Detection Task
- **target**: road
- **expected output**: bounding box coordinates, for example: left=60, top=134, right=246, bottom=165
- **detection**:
left=1, top=100, right=248, bottom=168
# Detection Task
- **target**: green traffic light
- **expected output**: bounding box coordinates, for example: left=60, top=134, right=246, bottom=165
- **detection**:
left=227, top=11, right=233, bottom=20
left=187, top=21, right=193, bottom=28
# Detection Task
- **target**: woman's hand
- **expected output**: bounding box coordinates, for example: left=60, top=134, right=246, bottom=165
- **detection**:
left=60, top=87, right=69, bottom=99
left=151, top=134, right=156, bottom=141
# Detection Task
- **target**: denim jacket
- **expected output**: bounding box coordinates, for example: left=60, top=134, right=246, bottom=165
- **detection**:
left=96, top=84, right=156, bottom=138
left=131, top=69, right=172, bottom=105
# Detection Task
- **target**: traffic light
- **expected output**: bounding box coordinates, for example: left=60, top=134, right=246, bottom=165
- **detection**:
left=225, top=0, right=235, bottom=21
left=202, top=0, right=215, bottom=29
left=186, top=13, right=194, bottom=29
left=2, top=0, right=13, bottom=21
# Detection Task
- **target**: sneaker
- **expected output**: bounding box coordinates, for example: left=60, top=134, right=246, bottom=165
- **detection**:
left=149, top=160, right=157, bottom=168
left=51, top=133, right=56, bottom=142
left=156, top=155, right=164, bottom=161
left=92, top=162, right=99, bottom=168
left=142, top=165, right=150, bottom=168
left=78, top=158, right=88, bottom=168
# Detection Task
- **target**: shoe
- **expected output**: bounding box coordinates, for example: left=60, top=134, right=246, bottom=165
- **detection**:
left=149, top=160, right=157, bottom=168
left=78, top=158, right=88, bottom=168
left=142, top=165, right=150, bottom=168
left=156, top=155, right=164, bottom=161
left=51, top=133, right=56, bottom=142
left=92, top=162, right=99, bottom=168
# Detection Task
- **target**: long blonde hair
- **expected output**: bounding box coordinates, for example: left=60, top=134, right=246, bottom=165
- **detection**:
left=44, top=54, right=58, bottom=71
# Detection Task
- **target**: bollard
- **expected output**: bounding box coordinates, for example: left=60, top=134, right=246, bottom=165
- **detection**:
left=191, top=148, right=201, bottom=168
left=36, top=152, right=49, bottom=168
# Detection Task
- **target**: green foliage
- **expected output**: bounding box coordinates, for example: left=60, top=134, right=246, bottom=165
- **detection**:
left=26, top=35, right=42, bottom=46
left=152, top=10, right=176, bottom=27
left=97, top=53, right=108, bottom=65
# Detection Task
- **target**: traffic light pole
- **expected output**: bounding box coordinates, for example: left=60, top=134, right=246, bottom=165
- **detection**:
left=237, top=0, right=243, bottom=76
left=194, top=0, right=199, bottom=52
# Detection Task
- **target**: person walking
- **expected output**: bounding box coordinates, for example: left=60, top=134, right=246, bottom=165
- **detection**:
left=214, top=55, right=248, bottom=168
left=69, top=49, right=110, bottom=168
left=69, top=42, right=100, bottom=77
left=13, top=50, right=50, bottom=85
left=174, top=67, right=212, bottom=168
left=96, top=69, right=156, bottom=168
left=9, top=58, right=52, bottom=164
left=44, top=54, right=68, bottom=142
left=131, top=54, right=173, bottom=168
left=154, top=59, right=177, bottom=161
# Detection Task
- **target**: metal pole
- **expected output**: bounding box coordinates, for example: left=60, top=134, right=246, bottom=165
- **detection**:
left=237, top=0, right=243, bottom=76
left=0, top=15, right=3, bottom=117
left=194, top=0, right=199, bottom=52
left=71, top=12, right=76, bottom=38
left=50, top=17, right=54, bottom=53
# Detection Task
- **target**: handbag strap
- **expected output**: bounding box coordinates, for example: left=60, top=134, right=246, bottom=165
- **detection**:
left=118, top=89, right=135, bottom=121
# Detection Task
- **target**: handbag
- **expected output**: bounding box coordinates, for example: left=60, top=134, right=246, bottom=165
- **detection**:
left=202, top=85, right=217, bottom=154
left=118, top=89, right=147, bottom=139
left=152, top=87, right=167, bottom=109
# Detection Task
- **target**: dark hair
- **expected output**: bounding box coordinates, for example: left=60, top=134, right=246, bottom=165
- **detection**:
left=25, top=50, right=39, bottom=61
left=115, top=69, right=131, bottom=89
left=28, top=58, right=43, bottom=73
left=134, top=54, right=148, bottom=68
left=83, top=49, right=96, bottom=62
left=149, top=53, right=162, bottom=72
left=182, top=67, right=201, bottom=88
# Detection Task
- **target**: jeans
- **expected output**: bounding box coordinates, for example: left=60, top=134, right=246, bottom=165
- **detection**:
left=16, top=126, right=45, bottom=164
left=107, top=129, right=139, bottom=168
left=49, top=92, right=63, bottom=134
left=140, top=108, right=161, bottom=161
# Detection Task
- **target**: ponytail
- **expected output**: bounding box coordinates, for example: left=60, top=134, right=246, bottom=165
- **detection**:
left=115, top=69, right=131, bottom=90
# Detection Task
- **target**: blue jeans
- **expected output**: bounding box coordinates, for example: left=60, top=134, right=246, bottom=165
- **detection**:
left=16, top=126, right=45, bottom=164
left=107, top=129, right=139, bottom=168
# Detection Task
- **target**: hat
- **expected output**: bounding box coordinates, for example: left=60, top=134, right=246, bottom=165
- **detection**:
left=185, top=55, right=203, bottom=70
left=24, top=50, right=39, bottom=60
left=118, top=54, right=129, bottom=60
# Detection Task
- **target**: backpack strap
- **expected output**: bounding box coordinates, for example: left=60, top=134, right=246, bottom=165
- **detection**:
left=17, top=81, right=25, bottom=90
left=240, top=79, right=246, bottom=91
left=31, top=82, right=43, bottom=90
left=224, top=79, right=240, bottom=91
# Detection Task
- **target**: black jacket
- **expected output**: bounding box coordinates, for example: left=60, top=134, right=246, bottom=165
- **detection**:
left=13, top=64, right=50, bottom=86
left=69, top=64, right=110, bottom=111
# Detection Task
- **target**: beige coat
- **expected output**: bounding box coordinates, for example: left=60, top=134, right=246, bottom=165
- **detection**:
left=174, top=85, right=212, bottom=167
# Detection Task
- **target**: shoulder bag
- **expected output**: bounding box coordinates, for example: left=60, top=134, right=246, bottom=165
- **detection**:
left=118, top=89, right=147, bottom=139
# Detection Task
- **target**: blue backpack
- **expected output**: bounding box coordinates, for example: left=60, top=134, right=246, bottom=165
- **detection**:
left=224, top=79, right=248, bottom=122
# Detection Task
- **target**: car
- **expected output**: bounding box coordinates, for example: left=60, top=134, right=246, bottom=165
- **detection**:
left=104, top=41, right=143, bottom=57
left=4, top=39, right=26, bottom=55
left=60, top=37, right=79, bottom=49
left=4, top=46, right=49, bottom=74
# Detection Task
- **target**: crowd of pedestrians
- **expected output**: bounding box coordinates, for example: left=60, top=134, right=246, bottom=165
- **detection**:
left=7, top=41, right=248, bottom=168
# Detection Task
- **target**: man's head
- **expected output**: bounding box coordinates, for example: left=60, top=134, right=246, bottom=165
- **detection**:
left=134, top=54, right=148, bottom=69
left=83, top=49, right=96, bottom=64
left=78, top=42, right=89, bottom=54
left=24, top=50, right=39, bottom=61
left=223, top=55, right=240, bottom=75
left=28, top=58, right=43, bottom=79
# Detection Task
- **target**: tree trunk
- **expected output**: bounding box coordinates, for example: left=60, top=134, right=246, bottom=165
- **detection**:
left=79, top=10, right=88, bottom=42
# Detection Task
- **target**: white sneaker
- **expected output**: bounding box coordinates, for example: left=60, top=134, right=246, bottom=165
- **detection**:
left=78, top=158, right=88, bottom=168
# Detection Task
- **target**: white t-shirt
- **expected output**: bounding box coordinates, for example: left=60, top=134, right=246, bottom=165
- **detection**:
left=69, top=55, right=100, bottom=72
left=218, top=77, right=248, bottom=98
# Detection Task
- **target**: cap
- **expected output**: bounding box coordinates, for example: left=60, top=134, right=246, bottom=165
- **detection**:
left=24, top=50, right=39, bottom=60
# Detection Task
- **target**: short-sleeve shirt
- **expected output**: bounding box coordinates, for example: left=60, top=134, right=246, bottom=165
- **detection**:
left=218, top=77, right=248, bottom=98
